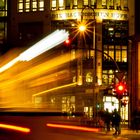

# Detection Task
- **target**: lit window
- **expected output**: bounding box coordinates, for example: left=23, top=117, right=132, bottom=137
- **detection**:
left=109, top=0, right=114, bottom=7
left=73, top=0, right=77, bottom=5
left=62, top=96, right=75, bottom=113
left=25, top=0, right=30, bottom=12
left=102, top=0, right=107, bottom=6
left=83, top=0, right=88, bottom=6
left=18, top=0, right=24, bottom=12
left=115, top=46, right=121, bottom=62
left=59, top=0, right=64, bottom=9
left=32, top=0, right=37, bottom=11
left=86, top=72, right=93, bottom=83
left=39, top=0, right=44, bottom=11
left=108, top=45, right=114, bottom=60
left=124, top=0, right=128, bottom=8
left=91, top=0, right=96, bottom=6
left=102, top=70, right=115, bottom=85
left=122, top=46, right=127, bottom=62
left=115, top=0, right=121, bottom=8
left=73, top=0, right=77, bottom=8
left=52, top=0, right=56, bottom=10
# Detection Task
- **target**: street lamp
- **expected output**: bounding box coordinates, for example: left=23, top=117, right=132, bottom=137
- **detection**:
left=79, top=6, right=96, bottom=118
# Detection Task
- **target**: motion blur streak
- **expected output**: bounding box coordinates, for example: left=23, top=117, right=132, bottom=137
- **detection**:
left=0, top=123, right=31, bottom=133
left=0, top=57, right=19, bottom=73
left=47, top=123, right=100, bottom=132
left=0, top=29, right=69, bottom=73
left=19, top=30, right=69, bottom=61
left=32, top=82, right=77, bottom=97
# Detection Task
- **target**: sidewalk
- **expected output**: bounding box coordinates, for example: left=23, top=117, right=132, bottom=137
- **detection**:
left=99, top=127, right=140, bottom=136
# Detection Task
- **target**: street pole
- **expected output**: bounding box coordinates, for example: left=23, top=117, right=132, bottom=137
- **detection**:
left=81, top=6, right=97, bottom=118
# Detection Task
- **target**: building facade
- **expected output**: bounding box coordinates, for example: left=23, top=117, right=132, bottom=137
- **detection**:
left=0, top=0, right=136, bottom=124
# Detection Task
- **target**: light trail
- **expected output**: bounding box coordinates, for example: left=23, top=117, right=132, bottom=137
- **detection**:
left=32, top=82, right=77, bottom=97
left=0, top=29, right=69, bottom=73
left=0, top=123, right=31, bottom=133
left=46, top=123, right=100, bottom=132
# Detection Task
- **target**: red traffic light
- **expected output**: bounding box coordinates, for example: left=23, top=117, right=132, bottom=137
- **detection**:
left=64, top=38, right=70, bottom=45
left=115, top=82, right=126, bottom=94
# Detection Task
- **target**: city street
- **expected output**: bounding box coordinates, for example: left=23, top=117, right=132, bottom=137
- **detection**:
left=0, top=114, right=139, bottom=140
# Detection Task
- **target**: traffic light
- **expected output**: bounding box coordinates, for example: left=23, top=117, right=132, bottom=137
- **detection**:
left=115, top=82, right=127, bottom=99
left=64, top=38, right=70, bottom=46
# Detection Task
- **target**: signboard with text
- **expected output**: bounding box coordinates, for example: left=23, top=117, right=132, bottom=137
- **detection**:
left=51, top=9, right=128, bottom=22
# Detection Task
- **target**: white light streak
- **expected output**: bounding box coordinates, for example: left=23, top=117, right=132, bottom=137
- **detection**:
left=18, top=30, right=69, bottom=61
left=0, top=30, right=69, bottom=73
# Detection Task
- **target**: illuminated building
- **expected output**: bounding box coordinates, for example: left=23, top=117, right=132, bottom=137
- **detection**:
left=0, top=0, right=136, bottom=125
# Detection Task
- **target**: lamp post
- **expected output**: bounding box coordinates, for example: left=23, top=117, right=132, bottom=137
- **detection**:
left=80, top=6, right=96, bottom=118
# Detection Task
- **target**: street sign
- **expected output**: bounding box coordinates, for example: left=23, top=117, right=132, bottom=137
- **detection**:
left=114, top=72, right=124, bottom=81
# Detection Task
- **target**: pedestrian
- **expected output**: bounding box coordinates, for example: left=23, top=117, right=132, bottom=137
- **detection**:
left=111, top=108, right=121, bottom=135
left=132, top=110, right=139, bottom=133
left=104, top=108, right=111, bottom=132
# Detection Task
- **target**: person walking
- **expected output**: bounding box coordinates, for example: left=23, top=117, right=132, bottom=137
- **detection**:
left=104, top=108, right=111, bottom=133
left=111, top=108, right=121, bottom=135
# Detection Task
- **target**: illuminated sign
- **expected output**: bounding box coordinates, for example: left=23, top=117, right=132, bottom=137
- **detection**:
left=51, top=9, right=128, bottom=21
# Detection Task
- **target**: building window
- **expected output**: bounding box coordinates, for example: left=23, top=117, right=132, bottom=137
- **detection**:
left=83, top=0, right=88, bottom=6
left=0, top=22, right=6, bottom=45
left=102, top=70, right=115, bottom=85
left=51, top=0, right=56, bottom=10
left=32, top=0, right=37, bottom=11
left=122, top=46, right=127, bottom=62
left=123, top=0, right=128, bottom=10
left=0, top=0, right=7, bottom=16
left=66, top=0, right=70, bottom=9
left=18, top=0, right=44, bottom=12
left=109, top=0, right=114, bottom=9
left=115, top=0, right=121, bottom=9
left=25, top=0, right=30, bottom=12
left=86, top=72, right=93, bottom=83
left=62, top=96, right=75, bottom=113
left=73, top=0, right=78, bottom=8
left=59, top=0, right=64, bottom=10
left=38, top=0, right=44, bottom=11
left=18, top=0, right=24, bottom=12
left=91, top=0, right=96, bottom=7
left=103, top=45, right=114, bottom=61
left=115, top=45, right=127, bottom=62
left=103, top=45, right=127, bottom=63
left=102, top=0, right=107, bottom=8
